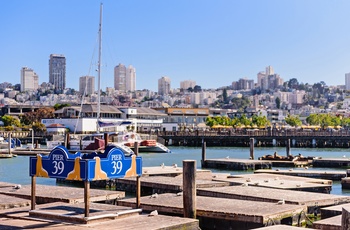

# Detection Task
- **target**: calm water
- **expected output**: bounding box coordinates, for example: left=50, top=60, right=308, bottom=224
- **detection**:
left=1, top=146, right=350, bottom=195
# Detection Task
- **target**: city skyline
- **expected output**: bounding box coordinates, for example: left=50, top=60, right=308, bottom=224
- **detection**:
left=2, top=0, right=350, bottom=91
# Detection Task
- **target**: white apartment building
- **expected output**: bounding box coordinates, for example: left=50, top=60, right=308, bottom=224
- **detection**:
left=158, top=76, right=171, bottom=95
left=345, top=73, right=350, bottom=90
left=180, top=80, right=196, bottom=90
left=114, top=64, right=136, bottom=92
left=79, top=76, right=95, bottom=95
left=20, top=67, right=39, bottom=92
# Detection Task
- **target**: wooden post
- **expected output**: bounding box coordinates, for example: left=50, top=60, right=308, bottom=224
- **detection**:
left=65, top=133, right=70, bottom=149
left=35, top=140, right=39, bottom=149
left=104, top=133, right=109, bottom=150
left=286, top=139, right=291, bottom=157
left=250, top=138, right=254, bottom=160
left=183, top=160, right=196, bottom=219
left=84, top=180, right=90, bottom=217
left=201, top=140, right=206, bottom=167
left=31, top=176, right=36, bottom=210
left=342, top=207, right=350, bottom=229
left=134, top=142, right=141, bottom=208
left=8, top=132, right=11, bottom=154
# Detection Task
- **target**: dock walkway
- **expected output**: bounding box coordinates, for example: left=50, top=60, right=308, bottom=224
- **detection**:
left=118, top=193, right=307, bottom=229
left=254, top=169, right=346, bottom=180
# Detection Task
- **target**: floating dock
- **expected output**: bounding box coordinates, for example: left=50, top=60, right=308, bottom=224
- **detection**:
left=313, top=157, right=350, bottom=167
left=255, top=169, right=346, bottom=180
left=202, top=158, right=272, bottom=170
left=118, top=193, right=307, bottom=229
left=0, top=184, right=124, bottom=204
left=0, top=204, right=199, bottom=229
left=312, top=215, right=341, bottom=230
left=212, top=173, right=332, bottom=193
left=197, top=185, right=350, bottom=213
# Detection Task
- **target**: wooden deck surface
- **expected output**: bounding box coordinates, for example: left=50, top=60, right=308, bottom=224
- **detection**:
left=117, top=193, right=306, bottom=224
left=312, top=214, right=341, bottom=230
left=0, top=184, right=124, bottom=204
left=0, top=205, right=199, bottom=230
left=212, top=173, right=332, bottom=193
left=254, top=225, right=308, bottom=229
left=0, top=194, right=30, bottom=210
left=197, top=185, right=350, bottom=207
left=255, top=169, right=346, bottom=180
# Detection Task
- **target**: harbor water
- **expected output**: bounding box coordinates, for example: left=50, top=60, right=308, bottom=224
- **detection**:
left=1, top=146, right=350, bottom=195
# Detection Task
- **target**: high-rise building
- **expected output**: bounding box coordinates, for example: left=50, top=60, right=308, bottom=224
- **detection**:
left=345, top=73, right=350, bottom=90
left=20, top=67, right=39, bottom=92
left=126, top=65, right=136, bottom=92
left=256, top=66, right=283, bottom=90
left=114, top=64, right=136, bottom=92
left=79, top=76, right=95, bottom=95
left=158, top=76, right=171, bottom=95
left=49, top=54, right=66, bottom=91
left=180, top=80, right=196, bottom=90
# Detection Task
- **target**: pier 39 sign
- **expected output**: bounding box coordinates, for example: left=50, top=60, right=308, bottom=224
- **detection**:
left=29, top=146, right=142, bottom=181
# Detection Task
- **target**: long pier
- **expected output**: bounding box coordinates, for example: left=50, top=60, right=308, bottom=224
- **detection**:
left=158, top=130, right=350, bottom=148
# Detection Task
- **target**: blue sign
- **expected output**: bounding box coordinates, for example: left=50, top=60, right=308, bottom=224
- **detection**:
left=29, top=145, right=142, bottom=181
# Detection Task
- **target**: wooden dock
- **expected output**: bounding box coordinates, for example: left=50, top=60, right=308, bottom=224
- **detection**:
left=118, top=193, right=307, bottom=229
left=254, top=225, right=309, bottom=230
left=0, top=184, right=124, bottom=204
left=312, top=215, right=341, bottom=230
left=0, top=204, right=199, bottom=229
left=320, top=203, right=350, bottom=219
left=0, top=194, right=30, bottom=210
left=197, top=185, right=350, bottom=212
left=116, top=174, right=230, bottom=195
left=202, top=158, right=272, bottom=170
left=254, top=169, right=346, bottom=180
left=313, top=157, right=350, bottom=168
left=212, top=173, right=332, bottom=193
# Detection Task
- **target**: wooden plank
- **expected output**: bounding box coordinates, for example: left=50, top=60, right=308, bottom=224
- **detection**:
left=203, top=158, right=272, bottom=170
left=0, top=205, right=199, bottom=230
left=117, top=193, right=307, bottom=224
left=254, top=225, right=307, bottom=229
left=321, top=203, right=350, bottom=219
left=0, top=184, right=124, bottom=204
left=197, top=186, right=350, bottom=208
left=0, top=194, right=30, bottom=210
left=213, top=173, right=332, bottom=193
left=312, top=215, right=341, bottom=230
left=255, top=169, right=346, bottom=181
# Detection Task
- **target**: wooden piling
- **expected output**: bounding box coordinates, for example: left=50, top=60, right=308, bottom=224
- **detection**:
left=201, top=141, right=206, bottom=167
left=183, top=160, right=196, bottom=219
left=8, top=132, right=11, bottom=154
left=65, top=133, right=70, bottom=149
left=286, top=139, right=291, bottom=157
left=250, top=138, right=254, bottom=160
left=134, top=142, right=141, bottom=209
left=84, top=181, right=90, bottom=217
left=31, top=176, right=36, bottom=210
left=342, top=207, right=350, bottom=229
left=104, top=133, right=109, bottom=150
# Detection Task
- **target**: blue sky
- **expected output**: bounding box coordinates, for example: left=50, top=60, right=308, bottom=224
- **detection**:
left=1, top=0, right=350, bottom=92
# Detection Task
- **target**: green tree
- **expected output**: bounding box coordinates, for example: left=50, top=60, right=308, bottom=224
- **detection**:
left=1, top=115, right=21, bottom=127
left=285, top=114, right=302, bottom=127
left=275, top=97, right=281, bottom=109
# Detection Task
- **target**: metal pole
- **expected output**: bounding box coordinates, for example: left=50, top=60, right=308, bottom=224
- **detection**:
left=250, top=138, right=254, bottom=160
left=201, top=140, right=206, bottom=167
left=31, top=129, right=34, bottom=150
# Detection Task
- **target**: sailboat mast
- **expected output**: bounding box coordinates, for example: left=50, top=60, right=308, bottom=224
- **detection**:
left=97, top=3, right=103, bottom=132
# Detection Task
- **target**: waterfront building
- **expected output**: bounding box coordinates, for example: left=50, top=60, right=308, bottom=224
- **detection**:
left=180, top=80, right=196, bottom=90
left=20, top=67, right=39, bottom=92
left=345, top=73, right=350, bottom=90
left=79, top=76, right=95, bottom=95
left=158, top=76, right=171, bottom=95
left=42, top=105, right=166, bottom=133
left=114, top=64, right=136, bottom=92
left=49, top=54, right=66, bottom=92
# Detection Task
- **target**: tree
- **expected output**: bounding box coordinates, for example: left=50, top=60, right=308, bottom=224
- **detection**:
left=223, top=89, right=228, bottom=104
left=287, top=78, right=299, bottom=89
left=193, top=85, right=202, bottom=92
left=1, top=115, right=21, bottom=127
left=285, top=114, right=302, bottom=127
left=275, top=97, right=281, bottom=109
left=21, top=107, right=55, bottom=126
